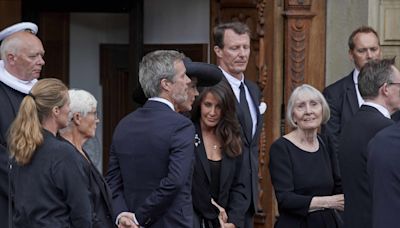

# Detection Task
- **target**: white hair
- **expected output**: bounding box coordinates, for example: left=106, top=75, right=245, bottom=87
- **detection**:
left=68, top=89, right=97, bottom=118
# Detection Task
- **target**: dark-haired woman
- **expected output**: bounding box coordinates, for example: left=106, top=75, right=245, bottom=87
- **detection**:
left=191, top=81, right=245, bottom=228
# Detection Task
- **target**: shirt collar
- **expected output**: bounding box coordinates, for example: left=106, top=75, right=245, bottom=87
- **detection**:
left=353, top=68, right=360, bottom=84
left=148, top=97, right=175, bottom=111
left=363, top=101, right=391, bottom=119
left=220, top=67, right=244, bottom=87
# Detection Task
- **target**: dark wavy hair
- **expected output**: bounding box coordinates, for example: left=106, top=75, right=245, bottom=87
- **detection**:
left=191, top=81, right=242, bottom=158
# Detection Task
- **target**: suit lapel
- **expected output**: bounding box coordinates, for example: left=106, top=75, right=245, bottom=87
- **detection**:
left=221, top=77, right=249, bottom=143
left=344, top=71, right=359, bottom=115
left=222, top=77, right=261, bottom=144
left=234, top=100, right=250, bottom=142
left=61, top=137, right=114, bottom=216
left=90, top=162, right=114, bottom=215
left=219, top=154, right=232, bottom=193
left=244, top=79, right=262, bottom=142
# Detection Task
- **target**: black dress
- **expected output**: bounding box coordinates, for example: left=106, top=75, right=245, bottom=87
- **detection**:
left=269, top=136, right=342, bottom=228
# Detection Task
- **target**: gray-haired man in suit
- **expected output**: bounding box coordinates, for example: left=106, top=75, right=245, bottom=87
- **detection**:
left=107, top=50, right=194, bottom=228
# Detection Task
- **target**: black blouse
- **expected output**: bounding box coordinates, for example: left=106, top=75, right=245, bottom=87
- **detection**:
left=208, top=159, right=221, bottom=201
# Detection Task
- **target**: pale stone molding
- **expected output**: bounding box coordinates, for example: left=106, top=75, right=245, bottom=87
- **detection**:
left=380, top=0, right=400, bottom=45
left=369, top=0, right=400, bottom=45
left=368, top=0, right=400, bottom=70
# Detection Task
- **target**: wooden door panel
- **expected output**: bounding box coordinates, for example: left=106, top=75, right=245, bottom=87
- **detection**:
left=39, top=12, right=70, bottom=84
left=100, top=44, right=133, bottom=174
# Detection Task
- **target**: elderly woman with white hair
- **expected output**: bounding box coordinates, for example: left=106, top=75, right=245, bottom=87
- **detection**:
left=269, top=84, right=344, bottom=228
left=59, top=89, right=115, bottom=228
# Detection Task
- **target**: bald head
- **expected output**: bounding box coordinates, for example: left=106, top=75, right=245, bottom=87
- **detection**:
left=0, top=31, right=45, bottom=81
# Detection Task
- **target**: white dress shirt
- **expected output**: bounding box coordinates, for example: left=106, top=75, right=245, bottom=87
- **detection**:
left=353, top=69, right=364, bottom=107
left=220, top=68, right=257, bottom=136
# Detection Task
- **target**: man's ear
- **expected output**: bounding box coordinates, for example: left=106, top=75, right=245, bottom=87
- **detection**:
left=380, top=82, right=390, bottom=96
left=160, top=78, right=171, bottom=92
left=348, top=50, right=354, bottom=63
left=214, top=45, right=223, bottom=58
left=7, top=53, right=16, bottom=65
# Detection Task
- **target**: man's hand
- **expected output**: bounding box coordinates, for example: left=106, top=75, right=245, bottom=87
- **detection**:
left=118, top=212, right=139, bottom=228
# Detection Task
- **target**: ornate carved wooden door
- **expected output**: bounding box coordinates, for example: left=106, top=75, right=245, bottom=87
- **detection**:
left=210, top=1, right=278, bottom=227
left=210, top=1, right=326, bottom=227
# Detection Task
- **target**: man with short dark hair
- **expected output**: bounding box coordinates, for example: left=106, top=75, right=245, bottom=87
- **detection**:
left=339, top=58, right=400, bottom=228
left=213, top=21, right=264, bottom=228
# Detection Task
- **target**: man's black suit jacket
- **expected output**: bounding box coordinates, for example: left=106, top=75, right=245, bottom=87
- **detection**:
left=367, top=121, right=400, bottom=228
left=223, top=78, right=263, bottom=227
left=322, top=71, right=359, bottom=156
left=0, top=82, right=25, bottom=228
left=338, top=105, right=394, bottom=228
left=106, top=100, right=195, bottom=228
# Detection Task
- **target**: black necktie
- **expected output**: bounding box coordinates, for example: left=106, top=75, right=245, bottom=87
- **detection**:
left=239, top=83, right=253, bottom=139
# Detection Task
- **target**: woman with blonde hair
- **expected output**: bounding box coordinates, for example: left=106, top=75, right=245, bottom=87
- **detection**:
left=8, top=78, right=93, bottom=227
